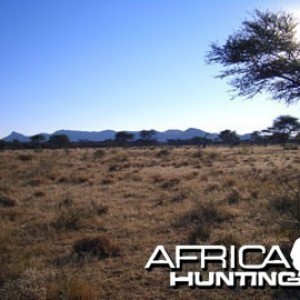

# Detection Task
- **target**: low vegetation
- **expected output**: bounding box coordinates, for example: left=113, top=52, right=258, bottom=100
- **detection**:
left=0, top=146, right=299, bottom=299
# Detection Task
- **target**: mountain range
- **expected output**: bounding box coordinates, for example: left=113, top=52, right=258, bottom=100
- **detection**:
left=3, top=128, right=251, bottom=142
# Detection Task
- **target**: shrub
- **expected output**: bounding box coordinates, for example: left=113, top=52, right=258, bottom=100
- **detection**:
left=47, top=276, right=97, bottom=300
left=151, top=174, right=164, bottom=183
left=160, top=178, right=180, bottom=190
left=204, top=182, right=221, bottom=193
left=156, top=149, right=171, bottom=158
left=73, top=235, right=120, bottom=259
left=52, top=207, right=82, bottom=230
left=224, top=188, right=241, bottom=205
left=93, top=149, right=105, bottom=159
left=0, top=196, right=17, bottom=208
left=0, top=268, right=49, bottom=300
left=176, top=202, right=232, bottom=228
left=17, top=154, right=33, bottom=161
left=222, top=178, right=236, bottom=188
left=52, top=196, right=108, bottom=231
left=188, top=226, right=211, bottom=243
left=101, top=178, right=113, bottom=185
left=0, top=271, right=4, bottom=286
left=177, top=202, right=233, bottom=245
left=80, top=152, right=89, bottom=161
left=170, top=191, right=188, bottom=203
left=33, top=190, right=45, bottom=197
left=192, top=150, right=204, bottom=158
left=52, top=198, right=81, bottom=230
left=206, top=151, right=219, bottom=160
left=214, top=233, right=241, bottom=247
left=108, top=164, right=119, bottom=172
left=270, top=175, right=300, bottom=228
left=27, top=158, right=56, bottom=186
left=272, top=193, right=299, bottom=225
left=94, top=204, right=109, bottom=216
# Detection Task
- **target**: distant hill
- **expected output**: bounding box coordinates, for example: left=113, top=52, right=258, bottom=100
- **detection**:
left=3, top=131, right=30, bottom=142
left=153, top=128, right=218, bottom=141
left=240, top=133, right=251, bottom=141
left=3, top=132, right=50, bottom=142
left=3, top=128, right=250, bottom=142
left=52, top=129, right=116, bottom=142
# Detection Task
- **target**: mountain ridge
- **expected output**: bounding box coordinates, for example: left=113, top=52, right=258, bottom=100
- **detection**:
left=3, top=128, right=250, bottom=142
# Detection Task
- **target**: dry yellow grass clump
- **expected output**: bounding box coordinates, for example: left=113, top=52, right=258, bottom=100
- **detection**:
left=0, top=146, right=299, bottom=299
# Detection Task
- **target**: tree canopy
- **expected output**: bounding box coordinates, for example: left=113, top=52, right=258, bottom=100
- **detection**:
left=219, top=130, right=240, bottom=145
left=265, top=115, right=300, bottom=145
left=139, top=130, right=156, bottom=141
left=48, top=134, right=70, bottom=148
left=272, top=115, right=300, bottom=135
left=206, top=10, right=300, bottom=104
left=115, top=131, right=134, bottom=146
left=30, top=134, right=45, bottom=143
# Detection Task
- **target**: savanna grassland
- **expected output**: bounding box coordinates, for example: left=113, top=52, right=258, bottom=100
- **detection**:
left=0, top=146, right=300, bottom=299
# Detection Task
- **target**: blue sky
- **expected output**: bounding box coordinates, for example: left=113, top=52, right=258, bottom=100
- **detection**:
left=1, top=0, right=300, bottom=138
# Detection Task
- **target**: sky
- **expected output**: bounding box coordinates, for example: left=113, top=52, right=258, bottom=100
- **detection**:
left=1, top=0, right=300, bottom=138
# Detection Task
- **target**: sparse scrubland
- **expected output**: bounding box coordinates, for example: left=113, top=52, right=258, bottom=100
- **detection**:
left=0, top=146, right=299, bottom=299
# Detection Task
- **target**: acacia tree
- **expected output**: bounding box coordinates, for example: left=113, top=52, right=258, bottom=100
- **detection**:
left=30, top=134, right=45, bottom=143
left=266, top=115, right=300, bottom=146
left=30, top=134, right=45, bottom=148
left=48, top=134, right=70, bottom=148
left=250, top=131, right=266, bottom=145
left=139, top=130, right=156, bottom=141
left=206, top=10, right=300, bottom=104
left=115, top=131, right=134, bottom=146
left=219, top=130, right=240, bottom=146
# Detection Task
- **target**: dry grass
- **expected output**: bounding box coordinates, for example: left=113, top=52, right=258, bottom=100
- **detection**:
left=0, top=146, right=299, bottom=299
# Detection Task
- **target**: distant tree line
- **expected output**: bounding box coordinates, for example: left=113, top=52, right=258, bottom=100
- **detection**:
left=1, top=115, right=300, bottom=150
